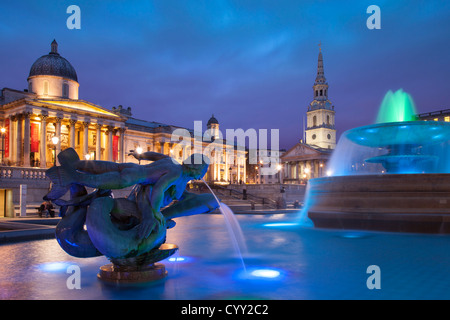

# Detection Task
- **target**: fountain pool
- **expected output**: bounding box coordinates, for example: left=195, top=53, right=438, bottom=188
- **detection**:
left=304, top=90, right=450, bottom=233
left=2, top=213, right=450, bottom=300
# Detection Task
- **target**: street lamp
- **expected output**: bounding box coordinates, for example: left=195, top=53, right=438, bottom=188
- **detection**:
left=136, top=146, right=143, bottom=164
left=51, top=136, right=59, bottom=166
left=277, top=164, right=283, bottom=184
left=0, top=127, right=6, bottom=165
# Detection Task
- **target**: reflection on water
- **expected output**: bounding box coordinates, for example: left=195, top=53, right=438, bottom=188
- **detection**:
left=2, top=214, right=450, bottom=299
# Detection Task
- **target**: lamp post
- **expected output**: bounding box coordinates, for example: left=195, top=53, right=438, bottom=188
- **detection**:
left=0, top=127, right=6, bottom=165
left=277, top=164, right=283, bottom=184
left=259, top=159, right=263, bottom=184
left=136, top=146, right=143, bottom=164
left=51, top=136, right=59, bottom=166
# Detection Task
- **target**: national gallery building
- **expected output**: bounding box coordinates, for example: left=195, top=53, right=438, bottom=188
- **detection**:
left=0, top=40, right=246, bottom=184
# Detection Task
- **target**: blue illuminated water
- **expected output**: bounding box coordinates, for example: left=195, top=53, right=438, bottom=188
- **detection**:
left=2, top=214, right=450, bottom=299
left=327, top=121, right=450, bottom=176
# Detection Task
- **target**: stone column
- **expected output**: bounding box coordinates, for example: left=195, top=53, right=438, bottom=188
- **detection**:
left=39, top=114, right=48, bottom=168
left=69, top=119, right=77, bottom=149
left=237, top=154, right=241, bottom=183
left=160, top=141, right=165, bottom=155
left=16, top=114, right=23, bottom=166
left=119, top=128, right=126, bottom=163
left=54, top=117, right=62, bottom=165
left=95, top=123, right=102, bottom=160
left=19, top=184, right=27, bottom=217
left=224, top=149, right=229, bottom=182
left=106, top=126, right=114, bottom=161
left=243, top=153, right=247, bottom=183
left=23, top=112, right=31, bottom=167
left=7, top=116, right=13, bottom=165
left=82, top=121, right=90, bottom=158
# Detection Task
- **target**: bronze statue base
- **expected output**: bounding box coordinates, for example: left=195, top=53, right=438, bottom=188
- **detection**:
left=97, top=243, right=179, bottom=284
left=98, top=262, right=168, bottom=284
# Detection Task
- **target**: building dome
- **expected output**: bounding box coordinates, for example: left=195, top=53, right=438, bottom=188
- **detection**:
left=28, top=40, right=78, bottom=82
left=207, top=114, right=219, bottom=126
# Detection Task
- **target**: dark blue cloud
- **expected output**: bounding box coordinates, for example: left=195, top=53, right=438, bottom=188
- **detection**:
left=1, top=0, right=450, bottom=149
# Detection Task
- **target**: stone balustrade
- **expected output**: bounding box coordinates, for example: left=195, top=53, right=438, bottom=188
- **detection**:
left=0, top=166, right=48, bottom=180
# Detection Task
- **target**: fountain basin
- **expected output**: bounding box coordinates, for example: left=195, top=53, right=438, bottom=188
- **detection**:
left=346, top=121, right=450, bottom=148
left=307, top=174, right=450, bottom=234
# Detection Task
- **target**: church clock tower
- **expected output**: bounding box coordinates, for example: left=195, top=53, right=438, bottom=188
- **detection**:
left=305, top=46, right=336, bottom=149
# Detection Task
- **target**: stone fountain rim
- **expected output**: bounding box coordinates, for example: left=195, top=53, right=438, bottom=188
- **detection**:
left=344, top=120, right=450, bottom=147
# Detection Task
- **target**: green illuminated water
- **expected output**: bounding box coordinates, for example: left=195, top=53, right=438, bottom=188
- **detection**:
left=376, top=89, right=417, bottom=123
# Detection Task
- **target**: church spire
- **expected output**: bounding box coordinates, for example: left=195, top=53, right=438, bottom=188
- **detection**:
left=315, top=44, right=326, bottom=85
left=305, top=44, right=336, bottom=150
left=313, top=45, right=328, bottom=101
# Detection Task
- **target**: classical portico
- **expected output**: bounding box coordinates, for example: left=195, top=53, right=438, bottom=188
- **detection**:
left=280, top=142, right=332, bottom=184
left=0, top=40, right=247, bottom=195
left=1, top=96, right=127, bottom=168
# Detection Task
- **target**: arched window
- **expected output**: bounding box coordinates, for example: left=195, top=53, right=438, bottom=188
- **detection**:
left=320, top=89, right=323, bottom=96
left=43, top=81, right=49, bottom=95
left=327, top=115, right=330, bottom=125
left=62, top=83, right=69, bottom=98
left=313, top=115, right=317, bottom=127
left=315, top=90, right=318, bottom=97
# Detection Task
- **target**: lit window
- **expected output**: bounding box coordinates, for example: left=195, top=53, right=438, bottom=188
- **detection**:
left=445, top=117, right=450, bottom=122
left=434, top=118, right=439, bottom=121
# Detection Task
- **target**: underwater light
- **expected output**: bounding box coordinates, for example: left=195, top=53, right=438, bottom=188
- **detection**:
left=262, top=222, right=298, bottom=228
left=168, top=257, right=185, bottom=262
left=166, top=256, right=193, bottom=263
left=339, top=232, right=368, bottom=239
left=38, top=262, right=71, bottom=272
left=234, top=266, right=286, bottom=282
left=250, top=269, right=281, bottom=279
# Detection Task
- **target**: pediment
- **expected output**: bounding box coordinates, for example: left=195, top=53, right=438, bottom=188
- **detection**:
left=281, top=143, right=329, bottom=161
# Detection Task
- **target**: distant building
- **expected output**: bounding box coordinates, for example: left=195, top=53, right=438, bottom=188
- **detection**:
left=305, top=46, right=336, bottom=150
left=0, top=40, right=245, bottom=183
left=416, top=109, right=450, bottom=122
left=280, top=47, right=335, bottom=184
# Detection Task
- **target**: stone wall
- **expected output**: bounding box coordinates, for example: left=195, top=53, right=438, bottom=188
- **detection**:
left=227, top=183, right=306, bottom=203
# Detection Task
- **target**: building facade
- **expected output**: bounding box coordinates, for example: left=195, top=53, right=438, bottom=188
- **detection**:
left=0, top=40, right=246, bottom=184
left=305, top=47, right=336, bottom=150
left=416, top=109, right=450, bottom=122
left=280, top=47, right=335, bottom=184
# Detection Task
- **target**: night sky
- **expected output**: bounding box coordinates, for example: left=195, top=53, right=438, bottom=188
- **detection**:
left=1, top=1, right=449, bottom=149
